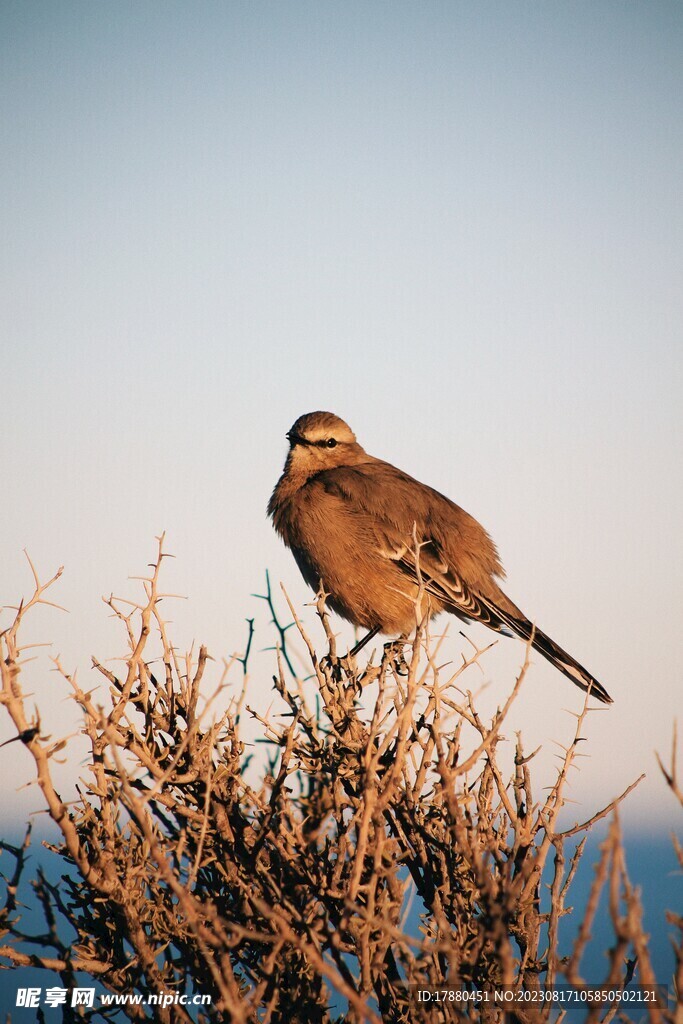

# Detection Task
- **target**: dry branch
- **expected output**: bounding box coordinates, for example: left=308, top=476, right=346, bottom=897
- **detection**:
left=0, top=541, right=679, bottom=1023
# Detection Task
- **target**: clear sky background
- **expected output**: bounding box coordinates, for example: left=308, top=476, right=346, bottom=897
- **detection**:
left=1, top=2, right=681, bottom=829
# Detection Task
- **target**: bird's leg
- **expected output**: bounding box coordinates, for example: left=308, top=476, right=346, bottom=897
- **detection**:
left=347, top=627, right=410, bottom=674
left=320, top=626, right=381, bottom=688
left=348, top=625, right=381, bottom=659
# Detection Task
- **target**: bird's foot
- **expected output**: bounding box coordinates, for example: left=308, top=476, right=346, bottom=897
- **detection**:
left=383, top=639, right=410, bottom=676
left=319, top=652, right=362, bottom=690
left=319, top=652, right=342, bottom=678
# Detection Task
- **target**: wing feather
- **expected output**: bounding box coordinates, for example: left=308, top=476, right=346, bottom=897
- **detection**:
left=314, top=460, right=612, bottom=703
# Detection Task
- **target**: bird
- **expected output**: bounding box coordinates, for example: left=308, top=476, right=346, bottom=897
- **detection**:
left=268, top=411, right=612, bottom=704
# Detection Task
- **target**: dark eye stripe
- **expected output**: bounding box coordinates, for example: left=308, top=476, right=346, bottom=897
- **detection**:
left=296, top=436, right=339, bottom=449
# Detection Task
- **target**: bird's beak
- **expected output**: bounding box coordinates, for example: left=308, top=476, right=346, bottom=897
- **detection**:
left=286, top=430, right=308, bottom=447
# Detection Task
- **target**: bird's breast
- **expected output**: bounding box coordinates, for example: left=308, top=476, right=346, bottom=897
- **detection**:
left=270, top=481, right=431, bottom=633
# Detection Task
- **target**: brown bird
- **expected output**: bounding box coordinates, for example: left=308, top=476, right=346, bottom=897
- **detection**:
left=268, top=411, right=612, bottom=704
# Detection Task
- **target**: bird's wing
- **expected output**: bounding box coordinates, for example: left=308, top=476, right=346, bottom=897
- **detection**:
left=318, top=460, right=503, bottom=569
left=317, top=461, right=513, bottom=632
left=316, top=462, right=612, bottom=702
left=388, top=539, right=513, bottom=634
left=394, top=538, right=612, bottom=702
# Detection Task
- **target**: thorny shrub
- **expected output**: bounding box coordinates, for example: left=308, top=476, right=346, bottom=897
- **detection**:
left=0, top=538, right=681, bottom=1023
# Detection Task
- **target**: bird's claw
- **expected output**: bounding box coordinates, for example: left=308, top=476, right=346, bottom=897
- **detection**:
left=319, top=651, right=358, bottom=683
left=383, top=640, right=410, bottom=676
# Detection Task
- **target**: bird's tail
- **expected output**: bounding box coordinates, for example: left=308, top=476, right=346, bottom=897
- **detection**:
left=480, top=597, right=613, bottom=704
left=526, top=622, right=612, bottom=704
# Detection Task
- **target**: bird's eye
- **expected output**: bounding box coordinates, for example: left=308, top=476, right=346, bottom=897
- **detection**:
left=326, top=438, right=337, bottom=448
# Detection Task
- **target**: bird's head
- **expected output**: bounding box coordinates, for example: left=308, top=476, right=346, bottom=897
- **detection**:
left=284, top=411, right=365, bottom=475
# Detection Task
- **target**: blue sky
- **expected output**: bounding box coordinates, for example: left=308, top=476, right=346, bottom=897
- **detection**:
left=1, top=2, right=682, bottom=828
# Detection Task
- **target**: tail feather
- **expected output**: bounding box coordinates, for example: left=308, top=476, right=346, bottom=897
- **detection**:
left=480, top=597, right=613, bottom=704
left=527, top=623, right=612, bottom=704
